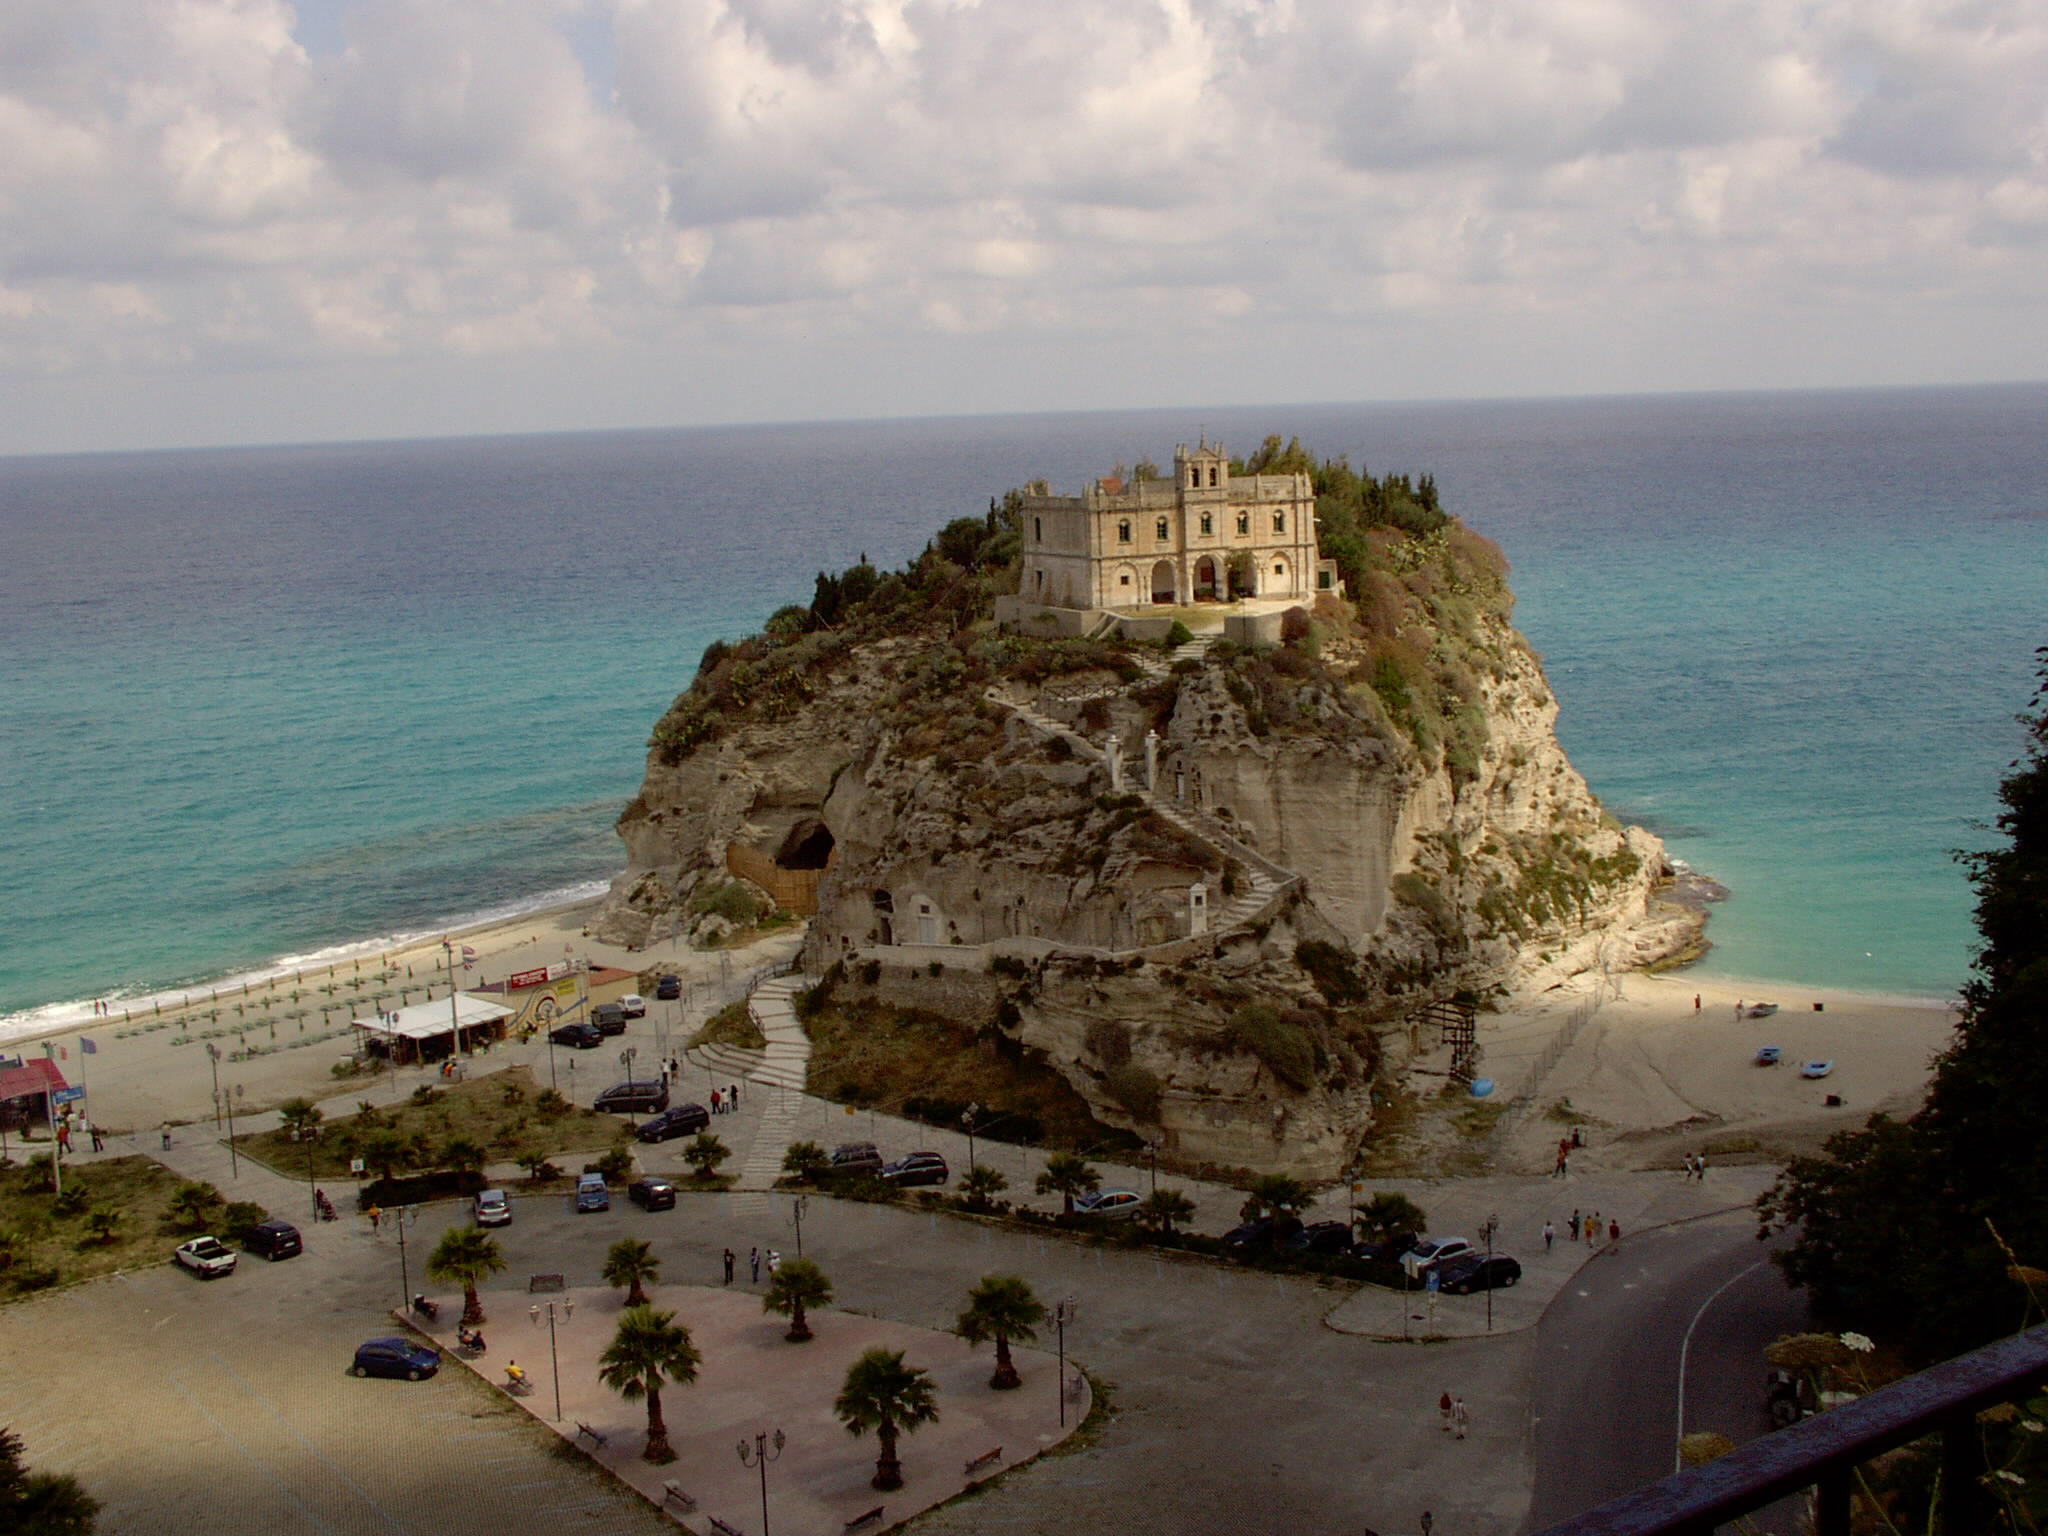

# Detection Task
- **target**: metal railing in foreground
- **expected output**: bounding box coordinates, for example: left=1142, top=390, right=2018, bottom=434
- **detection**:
left=1531, top=1325, right=2048, bottom=1536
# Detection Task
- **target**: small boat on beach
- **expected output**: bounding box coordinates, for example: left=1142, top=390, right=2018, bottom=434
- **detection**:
left=1801, top=1060, right=1835, bottom=1079
left=1755, top=1046, right=1783, bottom=1067
left=1747, top=1002, right=1780, bottom=1018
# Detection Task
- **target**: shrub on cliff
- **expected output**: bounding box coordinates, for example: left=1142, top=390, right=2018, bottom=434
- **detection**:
left=1227, top=1004, right=1324, bottom=1091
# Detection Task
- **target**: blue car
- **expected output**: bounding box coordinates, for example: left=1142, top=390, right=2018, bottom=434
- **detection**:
left=353, top=1337, right=441, bottom=1381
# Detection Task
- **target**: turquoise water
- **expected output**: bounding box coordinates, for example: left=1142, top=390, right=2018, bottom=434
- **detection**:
left=2, top=387, right=2042, bottom=1036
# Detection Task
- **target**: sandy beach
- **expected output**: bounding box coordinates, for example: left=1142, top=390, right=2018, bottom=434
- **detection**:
left=11, top=893, right=787, bottom=1138
left=1485, top=971, right=1959, bottom=1172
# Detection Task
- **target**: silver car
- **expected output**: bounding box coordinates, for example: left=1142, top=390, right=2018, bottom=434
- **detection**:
left=473, top=1189, right=512, bottom=1227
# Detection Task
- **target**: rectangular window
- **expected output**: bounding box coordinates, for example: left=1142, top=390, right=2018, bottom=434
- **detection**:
left=1273, top=512, right=1286, bottom=534
left=1200, top=512, right=1212, bottom=535
left=1156, top=517, right=1170, bottom=542
left=1034, top=517, right=1042, bottom=540
left=1236, top=512, right=1249, bottom=536
left=1118, top=520, right=1131, bottom=544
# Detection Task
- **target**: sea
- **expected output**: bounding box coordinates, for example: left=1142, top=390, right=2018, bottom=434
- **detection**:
left=4, top=384, right=2044, bottom=1041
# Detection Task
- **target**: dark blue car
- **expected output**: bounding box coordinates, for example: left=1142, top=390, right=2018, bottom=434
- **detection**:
left=352, top=1337, right=441, bottom=1380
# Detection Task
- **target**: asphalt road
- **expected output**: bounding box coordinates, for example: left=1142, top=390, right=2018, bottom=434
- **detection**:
left=1523, top=1210, right=1810, bottom=1534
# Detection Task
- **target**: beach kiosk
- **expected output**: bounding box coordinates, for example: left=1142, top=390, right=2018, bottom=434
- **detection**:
left=350, top=995, right=515, bottom=1067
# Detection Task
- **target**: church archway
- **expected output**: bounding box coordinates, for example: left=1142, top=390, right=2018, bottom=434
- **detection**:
left=1195, top=556, right=1218, bottom=599
left=1151, top=560, right=1177, bottom=604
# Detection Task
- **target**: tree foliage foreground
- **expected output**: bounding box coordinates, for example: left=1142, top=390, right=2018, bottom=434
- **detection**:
left=1759, top=648, right=2048, bottom=1355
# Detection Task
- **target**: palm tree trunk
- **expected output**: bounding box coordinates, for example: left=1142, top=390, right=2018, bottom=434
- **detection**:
left=628, top=1280, right=647, bottom=1306
left=788, top=1298, right=811, bottom=1342
left=644, top=1384, right=674, bottom=1463
left=462, top=1286, right=484, bottom=1326
left=991, top=1336, right=1020, bottom=1390
left=873, top=1420, right=902, bottom=1490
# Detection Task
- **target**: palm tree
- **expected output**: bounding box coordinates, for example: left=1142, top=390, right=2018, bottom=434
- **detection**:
left=782, top=1140, right=830, bottom=1184
left=278, top=1098, right=323, bottom=1141
left=1243, top=1173, right=1312, bottom=1245
left=426, top=1225, right=506, bottom=1326
left=440, top=1135, right=487, bottom=1187
left=958, top=1165, right=1008, bottom=1211
left=955, top=1274, right=1044, bottom=1390
left=602, top=1238, right=662, bottom=1307
left=598, top=1305, right=701, bottom=1464
left=1357, top=1191, right=1427, bottom=1246
left=1034, top=1153, right=1101, bottom=1214
left=168, top=1180, right=223, bottom=1231
left=763, top=1258, right=833, bottom=1342
left=834, top=1347, right=940, bottom=1491
left=1139, top=1188, right=1197, bottom=1234
left=86, top=1206, right=122, bottom=1244
left=359, top=1129, right=407, bottom=1184
left=682, top=1132, right=730, bottom=1181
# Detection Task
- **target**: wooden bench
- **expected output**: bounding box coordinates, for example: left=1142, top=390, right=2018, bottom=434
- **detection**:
left=844, top=1507, right=885, bottom=1531
left=709, top=1518, right=746, bottom=1536
left=963, top=1446, right=1003, bottom=1476
left=660, top=1482, right=696, bottom=1512
left=574, top=1422, right=607, bottom=1448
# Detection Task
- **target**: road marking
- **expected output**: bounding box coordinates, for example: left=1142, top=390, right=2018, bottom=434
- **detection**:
left=1674, top=1258, right=1769, bottom=1473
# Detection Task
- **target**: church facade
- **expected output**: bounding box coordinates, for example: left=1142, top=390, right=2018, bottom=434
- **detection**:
left=1015, top=441, right=1335, bottom=611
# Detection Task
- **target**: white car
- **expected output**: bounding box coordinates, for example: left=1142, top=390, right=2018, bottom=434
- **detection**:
left=174, top=1236, right=239, bottom=1278
left=619, top=993, right=647, bottom=1019
left=1403, top=1237, right=1474, bottom=1276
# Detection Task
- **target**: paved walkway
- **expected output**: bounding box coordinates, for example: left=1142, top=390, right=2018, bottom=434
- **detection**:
left=409, top=1284, right=1082, bottom=1536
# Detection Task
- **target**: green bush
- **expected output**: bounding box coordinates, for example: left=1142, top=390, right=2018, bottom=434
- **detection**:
left=1164, top=621, right=1194, bottom=647
left=1227, top=1004, right=1323, bottom=1090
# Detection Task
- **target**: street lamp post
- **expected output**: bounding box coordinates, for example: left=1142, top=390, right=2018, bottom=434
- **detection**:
left=305, top=1130, right=319, bottom=1219
left=529, top=1298, right=576, bottom=1421
left=1147, top=1140, right=1160, bottom=1197
left=224, top=1083, right=242, bottom=1179
left=204, top=1043, right=224, bottom=1128
left=620, top=1046, right=638, bottom=1125
left=1482, top=1212, right=1500, bottom=1333
left=737, top=1429, right=785, bottom=1536
left=394, top=1204, right=419, bottom=1312
left=789, top=1194, right=808, bottom=1260
left=1054, top=1296, right=1079, bottom=1427
left=962, top=1103, right=979, bottom=1174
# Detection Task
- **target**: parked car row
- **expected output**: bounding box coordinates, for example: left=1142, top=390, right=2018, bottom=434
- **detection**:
left=827, top=1143, right=952, bottom=1186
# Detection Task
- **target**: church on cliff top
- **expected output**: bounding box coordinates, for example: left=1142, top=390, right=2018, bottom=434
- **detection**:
left=1014, top=440, right=1340, bottom=612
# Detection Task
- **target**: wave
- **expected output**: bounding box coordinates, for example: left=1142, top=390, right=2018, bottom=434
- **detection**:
left=0, top=876, right=614, bottom=1052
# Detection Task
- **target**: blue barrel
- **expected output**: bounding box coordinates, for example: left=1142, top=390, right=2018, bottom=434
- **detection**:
left=1469, top=1077, right=1495, bottom=1098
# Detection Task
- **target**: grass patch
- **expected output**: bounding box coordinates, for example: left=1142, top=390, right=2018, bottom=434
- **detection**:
left=805, top=998, right=1119, bottom=1151
left=0, top=1154, right=196, bottom=1293
left=232, top=1064, right=629, bottom=1186
left=688, top=1000, right=765, bottom=1052
left=1544, top=1097, right=1590, bottom=1126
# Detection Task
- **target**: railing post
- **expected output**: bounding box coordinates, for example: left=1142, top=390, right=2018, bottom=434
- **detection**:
left=1938, top=1410, right=1983, bottom=1535
left=1815, top=1466, right=1853, bottom=1536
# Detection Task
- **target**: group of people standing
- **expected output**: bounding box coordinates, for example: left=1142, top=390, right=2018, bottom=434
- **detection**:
left=720, top=1246, right=780, bottom=1284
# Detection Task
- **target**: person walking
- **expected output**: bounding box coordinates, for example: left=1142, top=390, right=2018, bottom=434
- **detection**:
left=1569, top=1208, right=1580, bottom=1242
left=89, top=1122, right=104, bottom=1152
left=710, top=1088, right=722, bottom=1115
left=1420, top=1514, right=1434, bottom=1536
left=1438, top=1391, right=1453, bottom=1432
left=729, top=1082, right=740, bottom=1107
left=1585, top=1212, right=1597, bottom=1243
left=1694, top=993, right=1701, bottom=1012
left=1542, top=1220, right=1555, bottom=1252
left=1609, top=1218, right=1621, bottom=1244
left=368, top=1204, right=383, bottom=1234
left=722, top=1248, right=735, bottom=1284
left=766, top=1249, right=781, bottom=1275
left=161, top=1123, right=172, bottom=1150
left=1696, top=1152, right=1709, bottom=1181
left=56, top=1119, right=72, bottom=1154
left=749, top=1246, right=760, bottom=1283
left=1452, top=1398, right=1471, bottom=1440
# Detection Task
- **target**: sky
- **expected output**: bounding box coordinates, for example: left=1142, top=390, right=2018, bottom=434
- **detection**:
left=1, top=0, right=2045, bottom=455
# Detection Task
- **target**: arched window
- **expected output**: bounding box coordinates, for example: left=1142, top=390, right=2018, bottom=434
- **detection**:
left=1236, top=512, right=1249, bottom=535
left=1155, top=516, right=1169, bottom=541
left=1189, top=466, right=1199, bottom=488
left=1208, top=466, right=1218, bottom=487
left=1117, top=519, right=1131, bottom=544
left=1272, top=511, right=1286, bottom=534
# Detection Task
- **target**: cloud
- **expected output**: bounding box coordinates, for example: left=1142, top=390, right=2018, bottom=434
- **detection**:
left=0, top=0, right=2044, bottom=450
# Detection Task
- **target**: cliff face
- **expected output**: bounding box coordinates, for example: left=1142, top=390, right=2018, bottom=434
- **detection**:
left=595, top=491, right=1700, bottom=1177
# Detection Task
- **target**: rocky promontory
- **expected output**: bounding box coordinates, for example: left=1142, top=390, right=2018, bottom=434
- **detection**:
left=595, top=440, right=1702, bottom=1176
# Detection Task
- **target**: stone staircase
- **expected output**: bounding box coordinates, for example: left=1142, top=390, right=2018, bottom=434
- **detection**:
left=1167, top=631, right=1220, bottom=666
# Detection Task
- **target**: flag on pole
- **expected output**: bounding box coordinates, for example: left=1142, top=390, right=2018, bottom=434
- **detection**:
left=462, top=946, right=477, bottom=971
left=80, top=1038, right=97, bottom=1055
